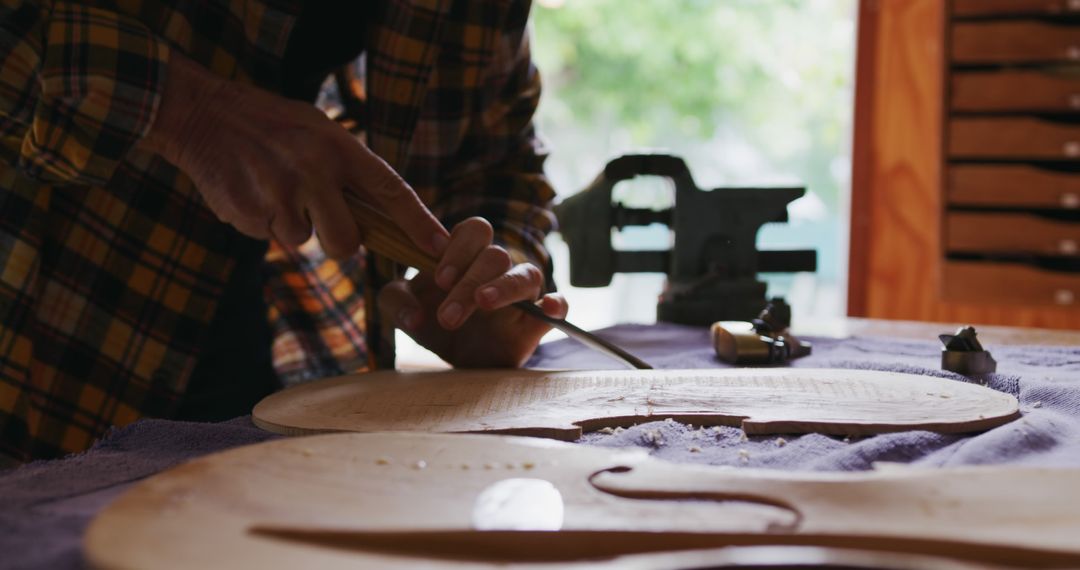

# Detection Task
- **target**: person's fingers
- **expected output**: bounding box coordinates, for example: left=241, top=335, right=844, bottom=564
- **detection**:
left=473, top=263, right=546, bottom=311
left=341, top=138, right=449, bottom=256
left=268, top=204, right=313, bottom=246
left=307, top=189, right=361, bottom=259
left=510, top=293, right=569, bottom=342
left=435, top=218, right=493, bottom=290
left=377, top=279, right=423, bottom=332
left=437, top=245, right=512, bottom=330
left=538, top=293, right=569, bottom=320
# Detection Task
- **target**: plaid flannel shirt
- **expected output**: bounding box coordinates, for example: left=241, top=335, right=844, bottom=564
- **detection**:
left=0, top=0, right=556, bottom=461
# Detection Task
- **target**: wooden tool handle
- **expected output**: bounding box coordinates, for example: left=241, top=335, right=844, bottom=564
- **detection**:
left=343, top=191, right=440, bottom=273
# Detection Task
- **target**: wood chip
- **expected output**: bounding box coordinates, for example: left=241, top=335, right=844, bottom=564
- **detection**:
left=643, top=429, right=665, bottom=446
left=775, top=437, right=788, bottom=447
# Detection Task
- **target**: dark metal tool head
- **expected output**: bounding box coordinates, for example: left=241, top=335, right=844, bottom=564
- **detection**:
left=940, top=326, right=996, bottom=375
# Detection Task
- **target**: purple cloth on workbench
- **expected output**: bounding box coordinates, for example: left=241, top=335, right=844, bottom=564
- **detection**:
left=531, top=324, right=1080, bottom=469
left=2, top=322, right=1079, bottom=569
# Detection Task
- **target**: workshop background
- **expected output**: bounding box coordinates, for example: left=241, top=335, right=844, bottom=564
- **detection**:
left=534, top=0, right=854, bottom=331
left=403, top=0, right=856, bottom=360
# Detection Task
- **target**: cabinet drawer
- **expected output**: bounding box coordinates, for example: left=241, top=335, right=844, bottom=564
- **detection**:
left=952, top=71, right=1080, bottom=113
left=949, top=118, right=1080, bottom=160
left=949, top=165, right=1080, bottom=208
left=947, top=212, right=1080, bottom=255
left=953, top=0, right=1080, bottom=17
left=944, top=260, right=1080, bottom=305
left=952, top=21, right=1080, bottom=64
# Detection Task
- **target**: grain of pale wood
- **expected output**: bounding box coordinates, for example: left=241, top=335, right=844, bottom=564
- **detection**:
left=252, top=368, right=1018, bottom=439
left=84, top=432, right=1080, bottom=568
left=849, top=0, right=1080, bottom=328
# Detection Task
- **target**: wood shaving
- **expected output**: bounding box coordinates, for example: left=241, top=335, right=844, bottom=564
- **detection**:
left=642, top=429, right=665, bottom=447
left=1033, top=401, right=1043, bottom=408
left=775, top=437, right=787, bottom=447
left=688, top=445, right=702, bottom=453
left=664, top=417, right=676, bottom=424
left=739, top=431, right=749, bottom=443
left=613, top=426, right=625, bottom=434
left=738, top=449, right=750, bottom=463
left=598, top=427, right=617, bottom=435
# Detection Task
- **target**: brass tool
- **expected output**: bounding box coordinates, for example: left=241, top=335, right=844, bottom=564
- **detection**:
left=344, top=192, right=653, bottom=370
left=711, top=298, right=810, bottom=364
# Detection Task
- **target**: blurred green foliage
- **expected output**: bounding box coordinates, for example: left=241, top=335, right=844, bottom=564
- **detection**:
left=531, top=0, right=854, bottom=209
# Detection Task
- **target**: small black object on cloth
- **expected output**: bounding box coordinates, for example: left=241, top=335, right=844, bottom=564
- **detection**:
left=940, top=326, right=997, bottom=375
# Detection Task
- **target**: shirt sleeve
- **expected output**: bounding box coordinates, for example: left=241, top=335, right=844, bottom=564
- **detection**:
left=0, top=1, right=168, bottom=186
left=430, top=6, right=558, bottom=291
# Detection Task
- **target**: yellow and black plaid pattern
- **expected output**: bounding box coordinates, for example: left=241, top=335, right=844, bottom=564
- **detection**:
left=0, top=0, right=555, bottom=461
left=361, top=0, right=556, bottom=368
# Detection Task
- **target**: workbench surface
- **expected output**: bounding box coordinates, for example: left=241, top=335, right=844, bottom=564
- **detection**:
left=3, top=320, right=1078, bottom=569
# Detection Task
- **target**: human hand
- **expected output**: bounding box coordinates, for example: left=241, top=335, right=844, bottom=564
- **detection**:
left=138, top=53, right=448, bottom=258
left=377, top=218, right=568, bottom=368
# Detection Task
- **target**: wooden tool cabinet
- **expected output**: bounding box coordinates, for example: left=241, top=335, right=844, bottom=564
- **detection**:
left=849, top=0, right=1080, bottom=329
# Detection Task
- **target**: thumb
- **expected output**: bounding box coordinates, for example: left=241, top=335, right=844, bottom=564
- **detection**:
left=516, top=293, right=569, bottom=340
left=377, top=280, right=423, bottom=332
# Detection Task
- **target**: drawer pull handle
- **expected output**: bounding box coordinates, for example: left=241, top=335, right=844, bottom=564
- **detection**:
left=1066, top=141, right=1080, bottom=158
left=1055, top=290, right=1075, bottom=305
left=1059, top=239, right=1079, bottom=255
left=1062, top=193, right=1080, bottom=209
left=1071, top=94, right=1080, bottom=110
left=1070, top=46, right=1080, bottom=61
